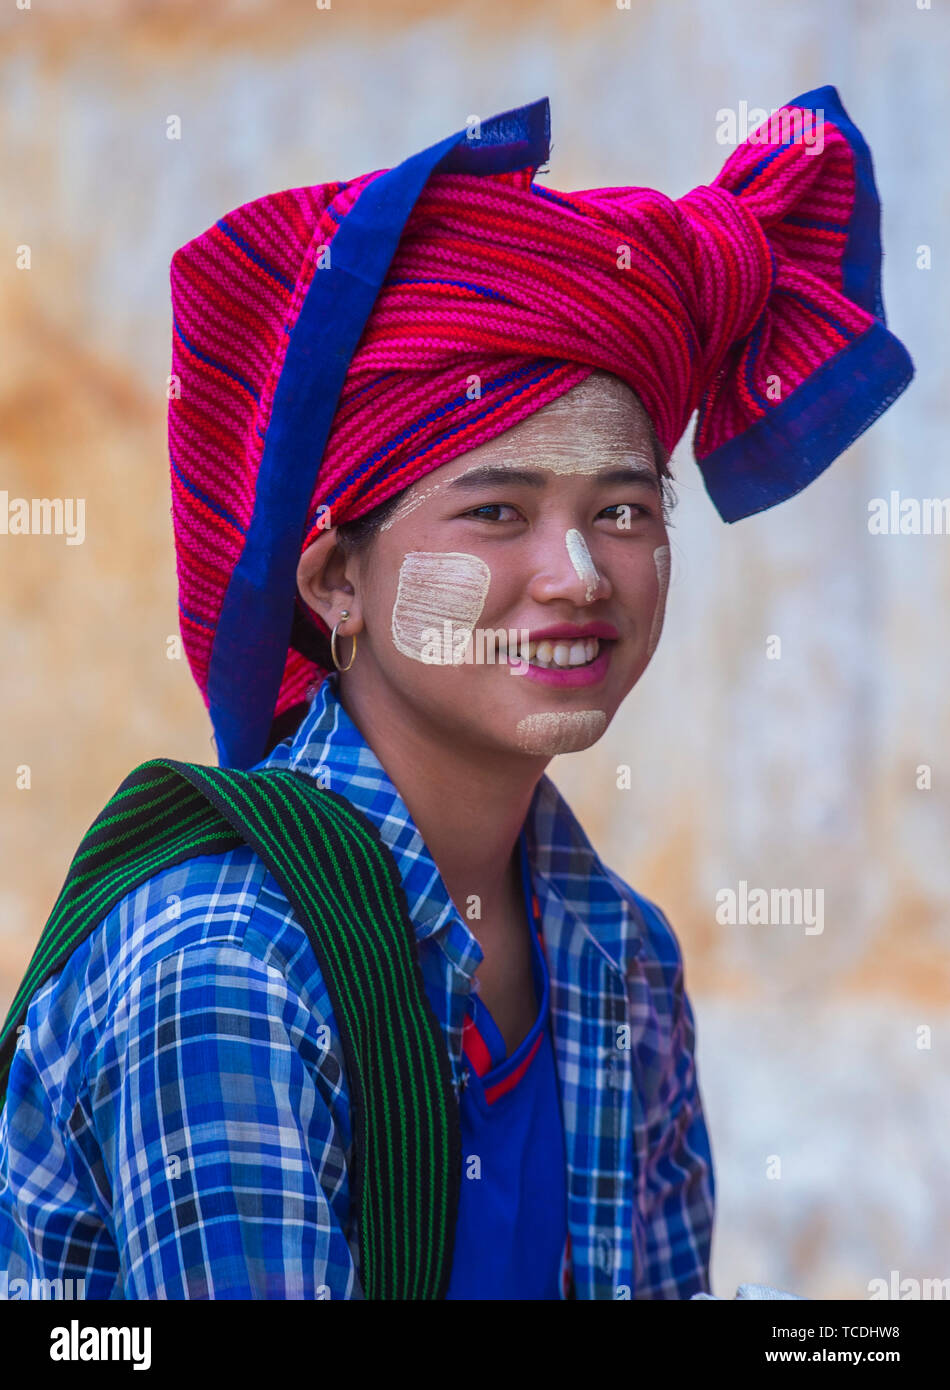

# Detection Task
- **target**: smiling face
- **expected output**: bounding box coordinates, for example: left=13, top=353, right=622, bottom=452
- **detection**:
left=297, top=371, right=672, bottom=762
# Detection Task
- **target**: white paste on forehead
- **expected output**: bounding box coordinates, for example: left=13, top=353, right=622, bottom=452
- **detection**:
left=515, top=709, right=607, bottom=756
left=378, top=479, right=445, bottom=532
left=565, top=528, right=601, bottom=604
left=646, top=545, right=671, bottom=659
left=391, top=551, right=490, bottom=664
left=454, top=371, right=658, bottom=478
left=372, top=373, right=659, bottom=540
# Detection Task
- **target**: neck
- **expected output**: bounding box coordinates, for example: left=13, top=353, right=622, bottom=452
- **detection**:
left=335, top=676, right=546, bottom=925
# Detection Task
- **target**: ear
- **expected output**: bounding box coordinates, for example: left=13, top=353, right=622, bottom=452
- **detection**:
left=296, top=528, right=364, bottom=635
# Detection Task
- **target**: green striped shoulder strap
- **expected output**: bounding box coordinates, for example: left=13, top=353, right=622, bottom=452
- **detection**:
left=0, top=758, right=461, bottom=1301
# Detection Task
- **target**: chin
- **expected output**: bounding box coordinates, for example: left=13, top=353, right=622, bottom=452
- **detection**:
left=510, top=707, right=610, bottom=757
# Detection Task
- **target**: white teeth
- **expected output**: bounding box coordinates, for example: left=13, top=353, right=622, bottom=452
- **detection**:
left=503, top=640, right=538, bottom=661
left=528, top=637, right=602, bottom=668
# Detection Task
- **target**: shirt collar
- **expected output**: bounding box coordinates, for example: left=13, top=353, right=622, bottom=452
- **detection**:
left=260, top=675, right=644, bottom=973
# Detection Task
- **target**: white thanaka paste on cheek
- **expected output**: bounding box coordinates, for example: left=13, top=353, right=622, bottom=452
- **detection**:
left=565, top=528, right=601, bottom=603
left=515, top=710, right=607, bottom=756
left=391, top=551, right=491, bottom=664
left=646, top=545, right=671, bottom=658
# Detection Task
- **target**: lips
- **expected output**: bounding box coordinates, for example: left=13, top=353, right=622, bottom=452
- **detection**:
left=528, top=622, right=620, bottom=643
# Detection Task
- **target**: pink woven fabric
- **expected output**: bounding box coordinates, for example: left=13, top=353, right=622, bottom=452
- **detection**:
left=169, top=105, right=876, bottom=723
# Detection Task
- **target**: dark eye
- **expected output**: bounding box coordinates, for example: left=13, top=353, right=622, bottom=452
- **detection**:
left=599, top=503, right=652, bottom=522
left=462, top=503, right=521, bottom=522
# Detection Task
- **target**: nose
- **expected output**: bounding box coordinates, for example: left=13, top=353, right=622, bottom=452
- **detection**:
left=525, top=526, right=613, bottom=607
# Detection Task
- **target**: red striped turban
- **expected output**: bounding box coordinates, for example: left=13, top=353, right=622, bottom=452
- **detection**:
left=168, top=88, right=913, bottom=768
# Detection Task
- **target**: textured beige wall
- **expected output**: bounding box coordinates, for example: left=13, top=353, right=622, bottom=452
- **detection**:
left=2, top=0, right=948, bottom=1299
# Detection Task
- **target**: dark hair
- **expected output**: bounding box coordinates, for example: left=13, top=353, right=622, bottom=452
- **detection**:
left=334, top=491, right=406, bottom=552
left=647, top=430, right=677, bottom=521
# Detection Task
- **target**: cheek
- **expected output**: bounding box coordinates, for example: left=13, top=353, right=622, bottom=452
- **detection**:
left=645, top=545, right=671, bottom=657
left=390, top=552, right=491, bottom=664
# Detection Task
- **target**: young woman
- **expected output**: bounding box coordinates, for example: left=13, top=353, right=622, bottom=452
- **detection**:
left=0, top=87, right=912, bottom=1300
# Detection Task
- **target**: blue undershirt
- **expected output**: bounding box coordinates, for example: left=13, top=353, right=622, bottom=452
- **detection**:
left=443, top=830, right=570, bottom=1300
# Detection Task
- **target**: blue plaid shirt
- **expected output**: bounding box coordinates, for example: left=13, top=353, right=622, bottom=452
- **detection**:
left=0, top=675, right=714, bottom=1299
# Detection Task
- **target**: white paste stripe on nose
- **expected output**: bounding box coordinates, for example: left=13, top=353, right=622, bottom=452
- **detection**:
left=565, top=528, right=601, bottom=603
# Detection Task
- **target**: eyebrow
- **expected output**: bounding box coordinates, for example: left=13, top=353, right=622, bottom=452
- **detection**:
left=446, top=461, right=662, bottom=495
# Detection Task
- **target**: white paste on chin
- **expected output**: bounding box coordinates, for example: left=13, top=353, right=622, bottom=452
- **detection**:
left=515, top=709, right=607, bottom=756
left=565, top=528, right=601, bottom=604
left=646, top=545, right=671, bottom=658
left=391, top=551, right=491, bottom=664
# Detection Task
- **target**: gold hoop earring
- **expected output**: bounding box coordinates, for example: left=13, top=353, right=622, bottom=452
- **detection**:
left=330, top=609, right=358, bottom=672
